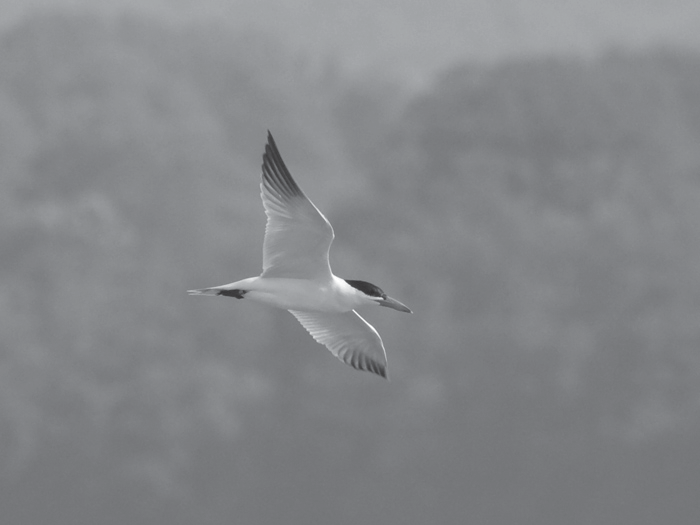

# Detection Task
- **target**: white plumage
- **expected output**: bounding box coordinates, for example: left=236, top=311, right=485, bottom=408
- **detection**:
left=189, top=132, right=411, bottom=379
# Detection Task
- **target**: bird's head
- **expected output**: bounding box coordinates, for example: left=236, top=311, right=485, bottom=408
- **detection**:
left=344, top=279, right=412, bottom=313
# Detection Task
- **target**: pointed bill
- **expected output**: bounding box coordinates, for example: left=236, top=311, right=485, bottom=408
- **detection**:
left=378, top=296, right=412, bottom=313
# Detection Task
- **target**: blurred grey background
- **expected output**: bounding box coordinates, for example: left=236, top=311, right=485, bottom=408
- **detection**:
left=2, top=1, right=700, bottom=524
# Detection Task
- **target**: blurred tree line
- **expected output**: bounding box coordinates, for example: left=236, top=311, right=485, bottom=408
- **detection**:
left=1, top=12, right=700, bottom=525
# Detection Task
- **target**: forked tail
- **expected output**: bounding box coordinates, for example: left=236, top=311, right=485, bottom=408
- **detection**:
left=187, top=288, right=220, bottom=296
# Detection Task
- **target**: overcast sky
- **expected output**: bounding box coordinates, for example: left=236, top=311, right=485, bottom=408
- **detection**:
left=4, top=0, right=699, bottom=84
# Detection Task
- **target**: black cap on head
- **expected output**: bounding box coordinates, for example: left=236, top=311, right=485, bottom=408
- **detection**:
left=344, top=279, right=386, bottom=298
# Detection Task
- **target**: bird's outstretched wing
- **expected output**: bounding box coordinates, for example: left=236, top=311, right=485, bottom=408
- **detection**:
left=260, top=132, right=334, bottom=279
left=289, top=309, right=389, bottom=379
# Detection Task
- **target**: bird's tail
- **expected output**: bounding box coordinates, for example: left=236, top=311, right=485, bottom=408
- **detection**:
left=187, top=287, right=220, bottom=296
left=188, top=285, right=247, bottom=299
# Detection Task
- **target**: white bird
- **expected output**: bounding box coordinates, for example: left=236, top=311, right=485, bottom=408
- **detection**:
left=188, top=132, right=411, bottom=379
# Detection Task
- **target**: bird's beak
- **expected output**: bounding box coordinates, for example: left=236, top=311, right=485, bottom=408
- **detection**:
left=378, top=296, right=412, bottom=313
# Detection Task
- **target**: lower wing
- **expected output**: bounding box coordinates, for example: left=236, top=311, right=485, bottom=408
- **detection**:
left=289, top=309, right=389, bottom=379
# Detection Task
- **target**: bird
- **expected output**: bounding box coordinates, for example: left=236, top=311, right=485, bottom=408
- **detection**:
left=188, top=131, right=411, bottom=379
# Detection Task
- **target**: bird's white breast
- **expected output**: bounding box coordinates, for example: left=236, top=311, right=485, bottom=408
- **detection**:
left=243, top=275, right=365, bottom=313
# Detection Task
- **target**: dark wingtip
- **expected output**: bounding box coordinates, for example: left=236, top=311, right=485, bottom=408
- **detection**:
left=261, top=130, right=303, bottom=200
left=363, top=358, right=389, bottom=380
left=266, top=131, right=279, bottom=153
left=342, top=349, right=388, bottom=379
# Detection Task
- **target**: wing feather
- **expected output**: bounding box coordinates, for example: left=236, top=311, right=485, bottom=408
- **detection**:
left=260, top=132, right=334, bottom=279
left=289, top=309, right=389, bottom=379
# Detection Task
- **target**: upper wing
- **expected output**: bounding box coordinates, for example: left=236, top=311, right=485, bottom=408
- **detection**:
left=260, top=132, right=334, bottom=279
left=289, top=309, right=389, bottom=379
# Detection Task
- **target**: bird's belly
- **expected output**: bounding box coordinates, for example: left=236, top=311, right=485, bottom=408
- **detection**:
left=245, top=279, right=355, bottom=312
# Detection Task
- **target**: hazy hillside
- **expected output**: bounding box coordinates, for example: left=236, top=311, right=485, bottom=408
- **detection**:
left=4, top=0, right=700, bottom=82
left=2, top=13, right=700, bottom=525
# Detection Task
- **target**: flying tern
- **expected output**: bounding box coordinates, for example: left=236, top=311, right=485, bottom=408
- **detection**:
left=188, top=132, right=411, bottom=378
